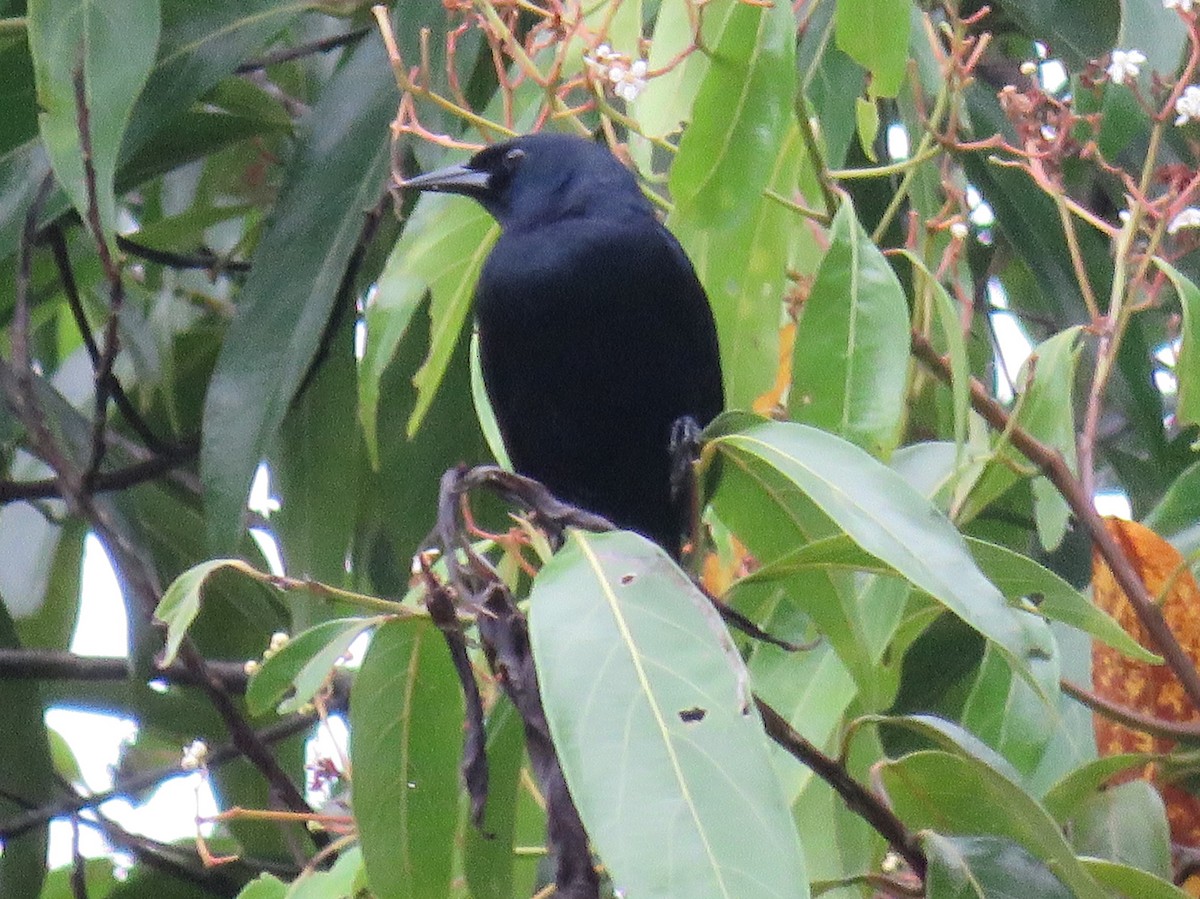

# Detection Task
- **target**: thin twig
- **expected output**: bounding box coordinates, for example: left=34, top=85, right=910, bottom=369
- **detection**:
left=0, top=451, right=194, bottom=503
left=1061, top=679, right=1200, bottom=743
left=0, top=713, right=318, bottom=842
left=49, top=228, right=174, bottom=452
left=234, top=27, right=371, bottom=73
left=116, top=234, right=251, bottom=274
left=72, top=66, right=125, bottom=493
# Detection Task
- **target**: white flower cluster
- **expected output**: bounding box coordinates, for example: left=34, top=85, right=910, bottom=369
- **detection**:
left=1177, top=85, right=1200, bottom=125
left=1107, top=49, right=1146, bottom=84
left=587, top=43, right=649, bottom=103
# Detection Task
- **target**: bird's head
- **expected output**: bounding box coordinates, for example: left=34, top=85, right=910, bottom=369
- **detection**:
left=398, top=133, right=652, bottom=229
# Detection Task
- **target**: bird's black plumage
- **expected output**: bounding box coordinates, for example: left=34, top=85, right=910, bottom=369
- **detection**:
left=402, top=134, right=724, bottom=552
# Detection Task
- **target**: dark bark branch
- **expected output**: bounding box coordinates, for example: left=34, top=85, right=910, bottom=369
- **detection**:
left=755, top=696, right=928, bottom=880
left=0, top=450, right=194, bottom=504
left=911, top=330, right=1200, bottom=711
left=116, top=234, right=251, bottom=274
left=48, top=227, right=174, bottom=453
left=234, top=27, right=371, bottom=73
left=73, top=67, right=125, bottom=492
left=0, top=713, right=317, bottom=842
left=0, top=649, right=248, bottom=691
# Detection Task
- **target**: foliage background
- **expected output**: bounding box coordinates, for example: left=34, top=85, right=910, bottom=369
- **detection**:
left=1, top=0, right=1200, bottom=896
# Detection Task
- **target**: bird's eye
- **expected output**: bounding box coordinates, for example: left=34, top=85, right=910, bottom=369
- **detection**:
left=502, top=148, right=526, bottom=170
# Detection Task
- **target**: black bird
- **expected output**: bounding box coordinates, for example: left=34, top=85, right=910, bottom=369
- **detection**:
left=401, top=133, right=724, bottom=553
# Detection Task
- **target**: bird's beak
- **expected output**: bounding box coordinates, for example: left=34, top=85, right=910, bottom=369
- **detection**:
left=398, top=163, right=491, bottom=196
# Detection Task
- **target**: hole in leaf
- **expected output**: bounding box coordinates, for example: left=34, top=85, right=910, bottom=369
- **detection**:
left=678, top=707, right=706, bottom=723
left=620, top=573, right=636, bottom=585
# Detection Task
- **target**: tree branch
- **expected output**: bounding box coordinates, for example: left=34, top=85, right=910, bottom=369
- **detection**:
left=911, top=330, right=1200, bottom=710
left=234, top=27, right=371, bottom=74
left=0, top=649, right=248, bottom=691
left=0, top=450, right=194, bottom=504
left=755, top=696, right=928, bottom=880
left=0, top=713, right=317, bottom=842
left=116, top=234, right=251, bottom=274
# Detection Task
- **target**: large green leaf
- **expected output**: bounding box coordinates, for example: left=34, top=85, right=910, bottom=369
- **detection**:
left=790, top=200, right=910, bottom=456
left=27, top=0, right=161, bottom=250
left=668, top=0, right=795, bottom=228
left=671, top=123, right=804, bottom=410
left=833, top=0, right=909, bottom=98
left=880, top=750, right=1104, bottom=896
left=201, top=31, right=396, bottom=552
left=2, top=0, right=301, bottom=260
left=996, top=0, right=1121, bottom=69
left=351, top=619, right=462, bottom=899
left=706, top=419, right=1050, bottom=692
left=923, top=833, right=1073, bottom=899
left=358, top=195, right=497, bottom=461
left=529, top=530, right=809, bottom=898
left=1069, top=780, right=1171, bottom=879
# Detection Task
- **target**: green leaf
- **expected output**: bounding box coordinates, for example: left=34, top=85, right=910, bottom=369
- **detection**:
left=790, top=201, right=909, bottom=456
left=707, top=420, right=1051, bottom=694
left=463, top=698, right=525, bottom=899
left=899, top=251, right=970, bottom=455
left=529, top=530, right=809, bottom=898
left=671, top=123, right=804, bottom=409
left=874, top=713, right=1026, bottom=786
left=287, top=846, right=365, bottom=899
left=271, top=313, right=366, bottom=591
left=1155, top=258, right=1200, bottom=446
left=1080, top=857, right=1192, bottom=898
left=880, top=750, right=1104, bottom=896
left=998, top=0, right=1120, bottom=69
left=923, top=833, right=1073, bottom=899
left=351, top=619, right=462, bottom=899
left=965, top=537, right=1158, bottom=663
left=27, top=0, right=161, bottom=250
left=1042, top=753, right=1159, bottom=822
left=358, top=194, right=497, bottom=462
left=201, top=32, right=397, bottom=552
left=1070, top=780, right=1171, bottom=879
left=246, top=617, right=380, bottom=716
left=669, top=0, right=796, bottom=228
left=834, top=0, right=909, bottom=98
left=234, top=874, right=286, bottom=899
left=1143, top=456, right=1200, bottom=559
left=153, top=558, right=258, bottom=666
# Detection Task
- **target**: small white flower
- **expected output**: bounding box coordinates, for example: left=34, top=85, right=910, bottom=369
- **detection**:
left=586, top=43, right=620, bottom=80
left=1107, top=49, right=1147, bottom=84
left=1168, top=207, right=1200, bottom=234
left=269, top=631, right=289, bottom=652
left=181, top=739, right=209, bottom=771
left=1165, top=0, right=1194, bottom=13
left=1019, top=60, right=1039, bottom=76
left=1177, top=85, right=1200, bottom=124
left=243, top=659, right=261, bottom=676
left=609, top=59, right=648, bottom=102
left=1119, top=209, right=1133, bottom=225
left=949, top=221, right=969, bottom=240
